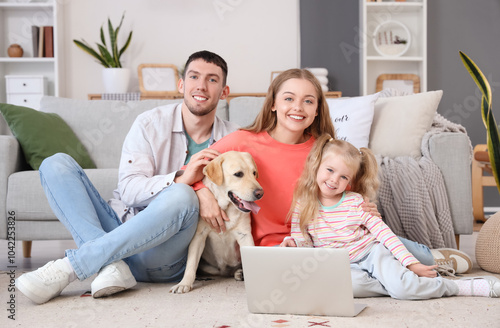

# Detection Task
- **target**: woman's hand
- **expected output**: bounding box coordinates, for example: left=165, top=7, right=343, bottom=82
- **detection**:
left=175, top=149, right=220, bottom=186
left=361, top=198, right=381, bottom=217
left=280, top=238, right=297, bottom=247
left=196, top=187, right=228, bottom=233
left=407, top=263, right=438, bottom=278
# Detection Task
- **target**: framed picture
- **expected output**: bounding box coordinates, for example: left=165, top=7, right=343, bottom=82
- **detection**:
left=375, top=74, right=420, bottom=94
left=138, top=63, right=180, bottom=96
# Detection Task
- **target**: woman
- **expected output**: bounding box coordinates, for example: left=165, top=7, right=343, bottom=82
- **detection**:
left=193, top=68, right=437, bottom=296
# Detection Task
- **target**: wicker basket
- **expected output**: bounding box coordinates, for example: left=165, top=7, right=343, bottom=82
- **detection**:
left=476, top=211, right=500, bottom=273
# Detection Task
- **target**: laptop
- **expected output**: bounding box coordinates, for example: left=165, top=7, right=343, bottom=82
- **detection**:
left=240, top=246, right=367, bottom=317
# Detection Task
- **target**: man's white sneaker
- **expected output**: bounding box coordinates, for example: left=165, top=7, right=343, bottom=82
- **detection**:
left=16, top=259, right=72, bottom=304
left=431, top=248, right=473, bottom=274
left=91, top=260, right=137, bottom=298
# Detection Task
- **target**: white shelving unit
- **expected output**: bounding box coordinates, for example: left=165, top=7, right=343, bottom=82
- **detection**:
left=0, top=0, right=63, bottom=104
left=360, top=0, right=427, bottom=95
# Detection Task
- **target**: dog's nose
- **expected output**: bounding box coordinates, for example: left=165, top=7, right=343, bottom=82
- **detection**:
left=254, top=189, right=264, bottom=200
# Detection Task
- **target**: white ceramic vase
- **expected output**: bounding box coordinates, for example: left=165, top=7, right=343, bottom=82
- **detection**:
left=102, top=68, right=130, bottom=93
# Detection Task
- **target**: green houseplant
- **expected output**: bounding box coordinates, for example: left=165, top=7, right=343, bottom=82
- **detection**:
left=73, top=12, right=133, bottom=93
left=460, top=51, right=500, bottom=191
left=73, top=12, right=132, bottom=68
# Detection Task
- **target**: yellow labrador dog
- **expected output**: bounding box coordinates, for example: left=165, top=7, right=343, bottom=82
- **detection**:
left=170, top=151, right=263, bottom=294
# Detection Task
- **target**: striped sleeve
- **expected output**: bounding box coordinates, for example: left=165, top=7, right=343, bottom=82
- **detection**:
left=361, top=211, right=420, bottom=267
left=289, top=201, right=314, bottom=247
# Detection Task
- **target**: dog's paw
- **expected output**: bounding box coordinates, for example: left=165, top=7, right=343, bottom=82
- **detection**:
left=169, top=283, right=193, bottom=294
left=234, top=269, right=244, bottom=281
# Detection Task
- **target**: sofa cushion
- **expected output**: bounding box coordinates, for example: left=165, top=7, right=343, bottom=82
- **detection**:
left=369, top=90, right=443, bottom=158
left=6, top=168, right=118, bottom=221
left=327, top=93, right=380, bottom=149
left=0, top=103, right=96, bottom=170
left=228, top=97, right=265, bottom=127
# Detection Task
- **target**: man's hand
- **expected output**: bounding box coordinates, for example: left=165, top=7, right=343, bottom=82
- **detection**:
left=361, top=198, right=381, bottom=217
left=407, top=263, right=438, bottom=278
left=196, top=187, right=228, bottom=233
left=175, top=149, right=220, bottom=185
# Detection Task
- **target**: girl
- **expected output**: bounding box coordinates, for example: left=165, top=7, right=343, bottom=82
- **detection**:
left=281, top=134, right=500, bottom=299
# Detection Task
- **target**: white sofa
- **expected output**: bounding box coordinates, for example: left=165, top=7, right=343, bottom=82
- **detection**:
left=0, top=95, right=473, bottom=256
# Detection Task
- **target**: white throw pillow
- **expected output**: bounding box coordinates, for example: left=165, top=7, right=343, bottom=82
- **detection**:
left=327, top=93, right=380, bottom=149
left=369, top=90, right=443, bottom=158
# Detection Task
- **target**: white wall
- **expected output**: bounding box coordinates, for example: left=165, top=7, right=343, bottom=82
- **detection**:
left=63, top=0, right=300, bottom=99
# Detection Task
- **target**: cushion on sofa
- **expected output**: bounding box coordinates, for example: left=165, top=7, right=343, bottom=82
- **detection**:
left=326, top=93, right=380, bottom=149
left=7, top=168, right=118, bottom=222
left=228, top=97, right=265, bottom=128
left=0, top=103, right=96, bottom=170
left=369, top=90, right=443, bottom=158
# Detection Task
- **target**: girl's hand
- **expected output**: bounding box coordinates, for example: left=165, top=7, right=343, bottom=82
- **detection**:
left=196, top=187, right=228, bottom=233
left=361, top=198, right=381, bottom=217
left=280, top=239, right=297, bottom=247
left=407, top=263, right=438, bottom=278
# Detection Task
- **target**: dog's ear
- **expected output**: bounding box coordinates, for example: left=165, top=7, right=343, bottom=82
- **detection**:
left=203, top=156, right=224, bottom=185
left=250, top=156, right=259, bottom=179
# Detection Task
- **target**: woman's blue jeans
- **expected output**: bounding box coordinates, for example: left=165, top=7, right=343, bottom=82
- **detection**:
left=39, top=153, right=199, bottom=282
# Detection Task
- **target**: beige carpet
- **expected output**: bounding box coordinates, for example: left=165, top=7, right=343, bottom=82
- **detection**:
left=2, top=266, right=500, bottom=328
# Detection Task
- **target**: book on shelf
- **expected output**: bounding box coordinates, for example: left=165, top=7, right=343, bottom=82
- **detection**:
left=31, top=26, right=39, bottom=57
left=31, top=25, right=54, bottom=58
left=44, top=26, right=54, bottom=58
left=38, top=26, right=44, bottom=57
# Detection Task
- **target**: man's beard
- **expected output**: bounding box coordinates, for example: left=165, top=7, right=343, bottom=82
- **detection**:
left=185, top=102, right=216, bottom=117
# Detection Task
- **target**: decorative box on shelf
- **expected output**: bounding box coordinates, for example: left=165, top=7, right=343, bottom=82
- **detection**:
left=5, top=75, right=47, bottom=110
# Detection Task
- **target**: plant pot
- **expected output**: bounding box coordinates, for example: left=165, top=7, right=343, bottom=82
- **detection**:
left=102, top=68, right=130, bottom=93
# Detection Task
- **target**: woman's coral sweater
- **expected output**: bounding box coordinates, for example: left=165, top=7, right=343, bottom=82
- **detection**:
left=194, top=130, right=315, bottom=246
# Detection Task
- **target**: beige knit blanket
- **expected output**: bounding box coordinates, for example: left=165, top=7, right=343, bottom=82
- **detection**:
left=376, top=114, right=469, bottom=249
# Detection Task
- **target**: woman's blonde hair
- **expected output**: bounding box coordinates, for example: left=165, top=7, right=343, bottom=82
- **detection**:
left=290, top=134, right=380, bottom=235
left=242, top=68, right=335, bottom=139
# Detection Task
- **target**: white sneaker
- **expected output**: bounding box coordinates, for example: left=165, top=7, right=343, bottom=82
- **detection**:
left=91, top=260, right=137, bottom=298
left=431, top=248, right=473, bottom=274
left=459, top=276, right=500, bottom=297
left=16, top=259, right=72, bottom=304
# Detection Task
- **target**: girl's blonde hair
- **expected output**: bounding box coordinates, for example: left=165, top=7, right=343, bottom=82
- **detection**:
left=290, top=134, right=379, bottom=235
left=242, top=68, right=335, bottom=139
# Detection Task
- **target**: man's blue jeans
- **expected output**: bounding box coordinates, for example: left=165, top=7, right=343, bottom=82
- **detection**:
left=39, top=153, right=199, bottom=282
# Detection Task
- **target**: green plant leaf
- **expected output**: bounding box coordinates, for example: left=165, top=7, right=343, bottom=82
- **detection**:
left=460, top=51, right=500, bottom=194
left=73, top=11, right=130, bottom=68
left=459, top=51, right=492, bottom=106
left=119, top=31, right=133, bottom=59
left=97, top=43, right=115, bottom=67
left=73, top=40, right=108, bottom=67
left=107, top=17, right=119, bottom=67
left=100, top=25, right=106, bottom=47
left=486, top=103, right=500, bottom=192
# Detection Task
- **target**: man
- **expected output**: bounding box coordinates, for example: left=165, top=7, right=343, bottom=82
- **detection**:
left=16, top=50, right=239, bottom=304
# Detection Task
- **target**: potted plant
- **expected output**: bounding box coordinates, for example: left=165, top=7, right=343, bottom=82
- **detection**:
left=460, top=51, right=500, bottom=191
left=73, top=12, right=133, bottom=93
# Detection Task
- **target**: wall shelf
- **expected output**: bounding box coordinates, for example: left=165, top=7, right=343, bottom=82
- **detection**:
left=360, top=0, right=427, bottom=95
left=0, top=0, right=63, bottom=104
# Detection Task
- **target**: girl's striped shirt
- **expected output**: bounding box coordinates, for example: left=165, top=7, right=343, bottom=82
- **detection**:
left=289, top=191, right=419, bottom=268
